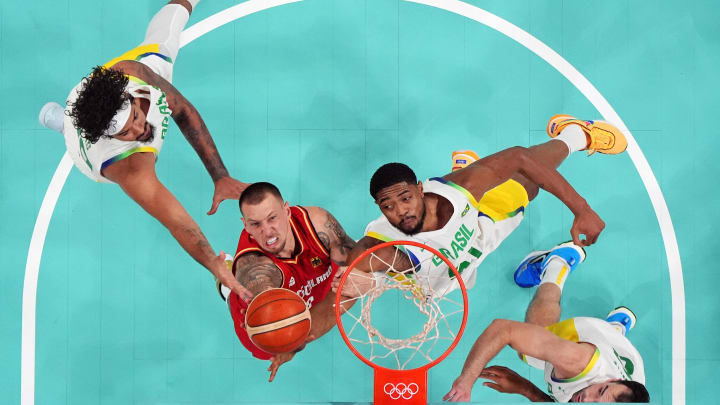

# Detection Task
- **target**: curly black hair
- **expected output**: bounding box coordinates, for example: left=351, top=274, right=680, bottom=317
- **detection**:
left=67, top=66, right=129, bottom=144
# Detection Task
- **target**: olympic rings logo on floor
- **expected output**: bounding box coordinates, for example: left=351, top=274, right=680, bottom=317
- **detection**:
left=383, top=382, right=419, bottom=400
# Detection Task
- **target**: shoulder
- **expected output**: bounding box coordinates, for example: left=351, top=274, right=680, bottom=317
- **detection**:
left=235, top=251, right=274, bottom=267
left=112, top=60, right=156, bottom=83
left=233, top=252, right=284, bottom=294
left=302, top=206, right=329, bottom=226
left=102, top=151, right=157, bottom=184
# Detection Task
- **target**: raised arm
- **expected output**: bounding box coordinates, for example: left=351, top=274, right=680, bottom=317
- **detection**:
left=445, top=146, right=604, bottom=246
left=113, top=60, right=248, bottom=214
left=103, top=151, right=252, bottom=302
left=444, top=319, right=595, bottom=402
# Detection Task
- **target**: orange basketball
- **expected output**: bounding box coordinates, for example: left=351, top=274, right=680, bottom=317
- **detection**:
left=245, top=288, right=311, bottom=354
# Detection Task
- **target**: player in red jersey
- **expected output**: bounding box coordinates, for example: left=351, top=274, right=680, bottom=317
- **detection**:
left=218, top=182, right=356, bottom=381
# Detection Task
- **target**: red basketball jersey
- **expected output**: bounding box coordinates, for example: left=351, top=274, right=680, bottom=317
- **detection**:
left=228, top=206, right=338, bottom=359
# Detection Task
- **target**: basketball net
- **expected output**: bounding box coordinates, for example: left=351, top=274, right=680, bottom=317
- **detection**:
left=335, top=241, right=468, bottom=404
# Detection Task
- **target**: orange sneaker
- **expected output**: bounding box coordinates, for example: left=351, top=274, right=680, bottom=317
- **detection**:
left=546, top=114, right=628, bottom=155
left=451, top=150, right=480, bottom=171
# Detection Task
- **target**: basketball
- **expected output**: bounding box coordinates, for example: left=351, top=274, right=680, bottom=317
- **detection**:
left=245, top=288, right=311, bottom=354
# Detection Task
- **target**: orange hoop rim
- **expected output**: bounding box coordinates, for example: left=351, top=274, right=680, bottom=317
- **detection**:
left=334, top=240, right=469, bottom=372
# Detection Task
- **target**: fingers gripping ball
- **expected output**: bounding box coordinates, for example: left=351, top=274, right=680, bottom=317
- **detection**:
left=245, top=288, right=311, bottom=354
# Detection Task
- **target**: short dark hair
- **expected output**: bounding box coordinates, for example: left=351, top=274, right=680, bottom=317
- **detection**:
left=67, top=66, right=130, bottom=144
left=239, top=182, right=283, bottom=213
left=615, top=380, right=650, bottom=403
left=369, top=163, right=418, bottom=200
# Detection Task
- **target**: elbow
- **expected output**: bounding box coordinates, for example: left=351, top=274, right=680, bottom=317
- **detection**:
left=489, top=318, right=514, bottom=341
left=489, top=318, right=512, bottom=331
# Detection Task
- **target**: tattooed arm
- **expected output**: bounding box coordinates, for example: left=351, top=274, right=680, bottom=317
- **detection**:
left=234, top=252, right=284, bottom=295
left=113, top=60, right=249, bottom=215
left=305, top=207, right=356, bottom=265
left=104, top=151, right=252, bottom=302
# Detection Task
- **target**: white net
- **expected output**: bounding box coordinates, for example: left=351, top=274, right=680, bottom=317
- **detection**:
left=337, top=243, right=466, bottom=370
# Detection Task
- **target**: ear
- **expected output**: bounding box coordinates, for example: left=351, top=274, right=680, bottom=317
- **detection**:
left=241, top=217, right=247, bottom=227
left=417, top=181, right=424, bottom=194
left=284, top=202, right=291, bottom=218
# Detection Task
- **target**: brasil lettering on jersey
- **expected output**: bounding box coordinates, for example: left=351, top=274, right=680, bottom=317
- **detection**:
left=156, top=91, right=171, bottom=139
left=429, top=223, right=483, bottom=277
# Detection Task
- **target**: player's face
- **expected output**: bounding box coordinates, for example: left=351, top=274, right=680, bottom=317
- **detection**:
left=241, top=195, right=292, bottom=255
left=375, top=181, right=426, bottom=235
left=569, top=381, right=631, bottom=402
left=113, top=98, right=154, bottom=143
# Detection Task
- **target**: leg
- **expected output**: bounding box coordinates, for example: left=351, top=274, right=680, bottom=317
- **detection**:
left=524, top=283, right=562, bottom=327
left=141, top=1, right=196, bottom=62
left=511, top=139, right=570, bottom=201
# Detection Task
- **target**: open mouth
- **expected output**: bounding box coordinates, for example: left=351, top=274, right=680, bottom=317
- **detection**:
left=266, top=236, right=279, bottom=247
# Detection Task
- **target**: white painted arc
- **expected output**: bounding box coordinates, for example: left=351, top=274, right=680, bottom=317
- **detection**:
left=179, top=0, right=302, bottom=47
left=21, top=153, right=73, bottom=405
left=22, top=1, right=684, bottom=404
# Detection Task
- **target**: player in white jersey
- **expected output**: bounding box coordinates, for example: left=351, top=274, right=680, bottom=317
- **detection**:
left=444, top=243, right=649, bottom=402
left=334, top=115, right=627, bottom=298
left=37, top=0, right=251, bottom=302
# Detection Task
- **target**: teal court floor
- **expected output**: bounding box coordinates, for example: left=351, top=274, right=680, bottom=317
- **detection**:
left=2, top=0, right=719, bottom=403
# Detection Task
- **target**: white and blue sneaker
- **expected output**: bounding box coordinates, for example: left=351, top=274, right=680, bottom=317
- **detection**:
left=513, top=241, right=586, bottom=288
left=606, top=306, right=637, bottom=336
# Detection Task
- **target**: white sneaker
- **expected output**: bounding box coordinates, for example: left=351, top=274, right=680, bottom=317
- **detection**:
left=39, top=102, right=65, bottom=133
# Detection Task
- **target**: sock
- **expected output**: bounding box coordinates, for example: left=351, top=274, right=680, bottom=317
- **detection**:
left=539, top=256, right=571, bottom=291
left=555, top=124, right=588, bottom=155
left=187, top=0, right=200, bottom=8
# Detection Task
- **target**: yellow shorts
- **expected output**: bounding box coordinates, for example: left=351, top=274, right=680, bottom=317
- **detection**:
left=103, top=43, right=174, bottom=82
left=476, top=179, right=530, bottom=223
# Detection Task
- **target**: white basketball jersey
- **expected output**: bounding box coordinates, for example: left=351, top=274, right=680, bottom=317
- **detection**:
left=63, top=77, right=171, bottom=183
left=364, top=178, right=512, bottom=297
left=544, top=317, right=646, bottom=402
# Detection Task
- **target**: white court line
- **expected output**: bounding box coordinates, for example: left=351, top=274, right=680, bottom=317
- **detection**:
left=21, top=153, right=73, bottom=405
left=404, top=2, right=685, bottom=403
left=22, top=0, right=684, bottom=404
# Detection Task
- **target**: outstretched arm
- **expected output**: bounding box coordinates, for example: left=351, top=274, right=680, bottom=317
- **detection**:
left=444, top=319, right=595, bottom=402
left=445, top=146, right=604, bottom=246
left=113, top=60, right=248, bottom=214
left=103, top=152, right=252, bottom=302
